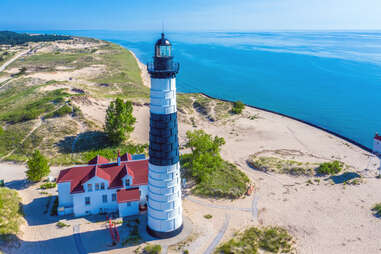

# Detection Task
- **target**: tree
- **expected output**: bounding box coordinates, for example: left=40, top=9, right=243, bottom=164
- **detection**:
left=184, top=130, right=225, bottom=181
left=26, top=150, right=50, bottom=182
left=104, top=98, right=136, bottom=145
left=231, top=100, right=245, bottom=114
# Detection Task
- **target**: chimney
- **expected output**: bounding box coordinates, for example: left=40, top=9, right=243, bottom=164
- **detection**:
left=117, top=150, right=121, bottom=166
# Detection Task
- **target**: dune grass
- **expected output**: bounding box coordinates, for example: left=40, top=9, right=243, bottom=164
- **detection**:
left=181, top=154, right=249, bottom=199
left=0, top=187, right=23, bottom=242
left=216, top=226, right=295, bottom=254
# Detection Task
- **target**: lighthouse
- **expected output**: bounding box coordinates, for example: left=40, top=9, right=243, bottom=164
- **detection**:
left=146, top=33, right=183, bottom=238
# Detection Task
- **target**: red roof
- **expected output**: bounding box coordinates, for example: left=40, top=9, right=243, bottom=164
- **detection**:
left=88, top=155, right=109, bottom=165
left=120, top=152, right=132, bottom=161
left=57, top=156, right=148, bottom=194
left=116, top=188, right=140, bottom=203
left=375, top=134, right=381, bottom=142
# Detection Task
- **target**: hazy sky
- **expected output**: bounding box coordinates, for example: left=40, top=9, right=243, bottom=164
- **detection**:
left=1, top=0, right=381, bottom=31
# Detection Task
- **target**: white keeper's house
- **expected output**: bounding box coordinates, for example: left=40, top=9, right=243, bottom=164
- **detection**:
left=56, top=153, right=148, bottom=217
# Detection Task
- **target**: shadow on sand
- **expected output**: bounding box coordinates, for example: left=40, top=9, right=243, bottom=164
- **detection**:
left=329, top=172, right=361, bottom=184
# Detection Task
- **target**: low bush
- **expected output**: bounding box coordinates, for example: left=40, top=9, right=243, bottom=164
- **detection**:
left=316, top=160, right=343, bottom=175
left=231, top=100, right=245, bottom=114
left=40, top=182, right=56, bottom=189
left=144, top=244, right=161, bottom=254
left=50, top=196, right=58, bottom=216
left=204, top=214, right=213, bottom=219
left=372, top=203, right=381, bottom=217
left=56, top=221, right=70, bottom=228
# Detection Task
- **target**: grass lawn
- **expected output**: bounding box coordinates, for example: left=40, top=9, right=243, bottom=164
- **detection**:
left=0, top=187, right=23, bottom=242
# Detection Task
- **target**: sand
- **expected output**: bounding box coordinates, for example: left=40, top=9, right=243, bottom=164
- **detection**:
left=1, top=40, right=381, bottom=254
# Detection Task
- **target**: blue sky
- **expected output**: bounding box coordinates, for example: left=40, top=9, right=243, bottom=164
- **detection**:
left=1, top=0, right=381, bottom=31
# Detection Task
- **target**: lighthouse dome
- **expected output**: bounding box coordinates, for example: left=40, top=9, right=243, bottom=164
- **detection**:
left=155, top=33, right=172, bottom=57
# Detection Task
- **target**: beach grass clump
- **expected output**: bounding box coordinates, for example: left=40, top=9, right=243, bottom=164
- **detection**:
left=177, top=93, right=194, bottom=114
left=143, top=244, right=162, bottom=254
left=0, top=187, right=23, bottom=242
left=204, top=214, right=213, bottom=219
left=181, top=130, right=250, bottom=199
left=192, top=95, right=213, bottom=117
left=248, top=156, right=317, bottom=176
left=231, top=100, right=245, bottom=114
left=216, top=226, right=295, bottom=254
left=371, top=203, right=381, bottom=217
left=316, top=160, right=343, bottom=175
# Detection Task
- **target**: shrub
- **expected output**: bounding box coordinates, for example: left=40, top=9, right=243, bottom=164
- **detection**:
left=372, top=203, right=381, bottom=217
left=204, top=214, right=213, bottom=219
left=144, top=244, right=161, bottom=254
left=316, top=161, right=343, bottom=175
left=26, top=150, right=50, bottom=182
left=40, top=182, right=56, bottom=189
left=50, top=196, right=58, bottom=216
left=56, top=221, right=70, bottom=228
left=231, top=100, right=245, bottom=114
left=0, top=187, right=23, bottom=241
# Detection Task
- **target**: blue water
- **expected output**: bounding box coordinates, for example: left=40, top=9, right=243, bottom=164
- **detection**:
left=23, top=30, right=381, bottom=149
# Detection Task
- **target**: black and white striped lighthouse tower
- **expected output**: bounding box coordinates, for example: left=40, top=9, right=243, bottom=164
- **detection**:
left=146, top=33, right=183, bottom=238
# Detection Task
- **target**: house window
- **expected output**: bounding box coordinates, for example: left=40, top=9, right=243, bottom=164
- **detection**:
left=112, top=193, right=116, bottom=201
left=125, top=179, right=130, bottom=187
left=85, top=197, right=90, bottom=205
left=100, top=183, right=105, bottom=190
left=102, top=194, right=107, bottom=203
left=88, top=184, right=92, bottom=192
left=95, top=183, right=100, bottom=191
left=127, top=202, right=131, bottom=207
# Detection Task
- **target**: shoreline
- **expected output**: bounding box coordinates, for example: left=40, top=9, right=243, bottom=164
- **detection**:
left=197, top=92, right=373, bottom=153
left=129, top=47, right=373, bottom=154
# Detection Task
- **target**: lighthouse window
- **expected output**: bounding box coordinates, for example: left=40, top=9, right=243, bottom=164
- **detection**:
left=159, top=46, right=171, bottom=57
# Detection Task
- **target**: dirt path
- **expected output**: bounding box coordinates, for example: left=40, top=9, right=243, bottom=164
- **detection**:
left=203, top=214, right=230, bottom=254
left=0, top=49, right=30, bottom=73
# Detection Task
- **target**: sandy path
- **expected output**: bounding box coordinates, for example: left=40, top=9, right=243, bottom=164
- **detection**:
left=0, top=49, right=30, bottom=73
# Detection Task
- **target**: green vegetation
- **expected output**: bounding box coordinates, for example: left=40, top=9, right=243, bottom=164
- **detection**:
left=0, top=86, right=70, bottom=123
left=26, top=150, right=50, bottom=182
left=0, top=31, right=71, bottom=45
left=249, top=156, right=346, bottom=177
left=40, top=182, right=56, bottom=189
left=105, top=98, right=136, bottom=144
left=204, top=214, right=213, bottom=219
left=216, top=226, right=295, bottom=254
left=122, top=219, right=142, bottom=246
left=231, top=100, right=245, bottom=114
left=79, top=144, right=147, bottom=163
left=316, top=160, right=343, bottom=175
left=248, top=156, right=317, bottom=176
left=143, top=244, right=162, bottom=254
left=0, top=187, right=23, bottom=241
left=91, top=43, right=149, bottom=99
left=371, top=203, right=381, bottom=217
left=44, top=104, right=73, bottom=119
left=181, top=130, right=249, bottom=199
left=56, top=221, right=70, bottom=228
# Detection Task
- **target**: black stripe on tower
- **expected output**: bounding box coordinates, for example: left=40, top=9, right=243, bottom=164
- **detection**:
left=149, top=112, right=179, bottom=166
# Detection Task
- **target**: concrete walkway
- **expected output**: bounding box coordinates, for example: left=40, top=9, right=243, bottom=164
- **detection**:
left=73, top=224, right=88, bottom=254
left=204, top=214, right=230, bottom=254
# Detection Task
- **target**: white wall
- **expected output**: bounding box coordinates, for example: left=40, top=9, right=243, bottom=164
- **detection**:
left=148, top=162, right=183, bottom=232
left=118, top=201, right=139, bottom=217
left=73, top=176, right=118, bottom=217
left=150, top=78, right=176, bottom=114
left=57, top=182, right=72, bottom=207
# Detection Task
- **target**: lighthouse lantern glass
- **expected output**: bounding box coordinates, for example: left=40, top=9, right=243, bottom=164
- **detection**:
left=158, top=45, right=171, bottom=57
